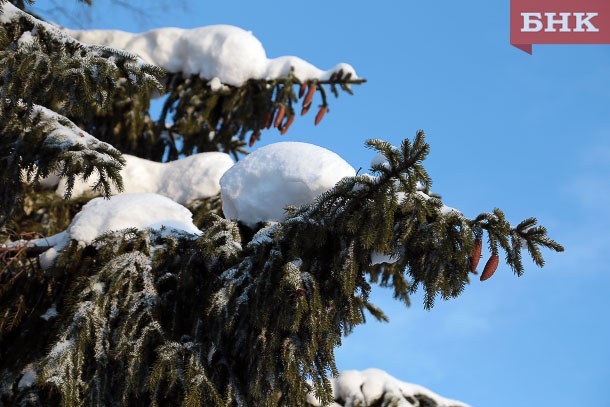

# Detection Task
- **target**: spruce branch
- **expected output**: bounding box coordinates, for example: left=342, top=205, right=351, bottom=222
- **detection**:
left=0, top=100, right=125, bottom=225
left=0, top=3, right=165, bottom=119
left=159, top=72, right=364, bottom=161
left=7, top=131, right=563, bottom=407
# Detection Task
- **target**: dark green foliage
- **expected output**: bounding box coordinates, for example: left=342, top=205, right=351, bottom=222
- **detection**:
left=159, top=73, right=364, bottom=161
left=0, top=6, right=164, bottom=122
left=0, top=100, right=125, bottom=224
left=0, top=3, right=165, bottom=223
left=0, top=4, right=563, bottom=407
left=1, top=132, right=560, bottom=407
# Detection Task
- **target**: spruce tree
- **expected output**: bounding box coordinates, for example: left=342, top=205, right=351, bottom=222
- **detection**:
left=0, top=1, right=563, bottom=406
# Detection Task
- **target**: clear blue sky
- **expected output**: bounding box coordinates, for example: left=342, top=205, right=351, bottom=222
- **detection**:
left=32, top=1, right=610, bottom=405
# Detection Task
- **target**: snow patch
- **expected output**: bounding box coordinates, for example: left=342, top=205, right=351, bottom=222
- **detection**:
left=370, top=153, right=391, bottom=171
left=92, top=282, right=106, bottom=294
left=55, top=152, right=233, bottom=205
left=68, top=193, right=201, bottom=243
left=248, top=222, right=279, bottom=247
left=67, top=25, right=358, bottom=86
left=0, top=3, right=20, bottom=24
left=370, top=251, right=398, bottom=265
left=32, top=104, right=105, bottom=149
left=49, top=339, right=73, bottom=358
left=440, top=204, right=461, bottom=216
left=220, top=142, right=355, bottom=226
left=17, top=365, right=37, bottom=389
left=25, top=193, right=201, bottom=268
left=17, top=30, right=34, bottom=46
left=41, top=304, right=58, bottom=321
left=307, top=369, right=468, bottom=407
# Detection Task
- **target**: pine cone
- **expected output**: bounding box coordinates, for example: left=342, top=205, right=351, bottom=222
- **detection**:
left=469, top=238, right=482, bottom=272
left=303, top=83, right=316, bottom=108
left=301, top=104, right=310, bottom=116
left=315, top=106, right=328, bottom=126
left=274, top=105, right=286, bottom=128
left=480, top=254, right=499, bottom=281
left=249, top=130, right=261, bottom=147
left=263, top=112, right=273, bottom=129
left=281, top=115, right=294, bottom=135
left=298, top=83, right=307, bottom=98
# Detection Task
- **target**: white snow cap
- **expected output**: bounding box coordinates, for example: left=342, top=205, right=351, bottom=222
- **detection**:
left=220, top=142, right=355, bottom=226
left=56, top=152, right=233, bottom=205
left=68, top=193, right=201, bottom=243
left=67, top=25, right=358, bottom=86
left=307, top=369, right=468, bottom=407
left=33, top=193, right=201, bottom=269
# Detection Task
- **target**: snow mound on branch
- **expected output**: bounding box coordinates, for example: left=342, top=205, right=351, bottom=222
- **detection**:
left=35, top=193, right=201, bottom=268
left=220, top=142, right=355, bottom=226
left=56, top=152, right=233, bottom=204
left=67, top=25, right=357, bottom=86
left=307, top=369, right=467, bottom=407
left=33, top=105, right=101, bottom=147
left=68, top=193, right=201, bottom=242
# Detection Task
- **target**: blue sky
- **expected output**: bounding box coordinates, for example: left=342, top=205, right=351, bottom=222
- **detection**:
left=32, top=1, right=610, bottom=405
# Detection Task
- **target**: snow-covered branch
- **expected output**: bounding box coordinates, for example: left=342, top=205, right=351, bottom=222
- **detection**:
left=0, top=100, right=124, bottom=223
left=67, top=25, right=359, bottom=86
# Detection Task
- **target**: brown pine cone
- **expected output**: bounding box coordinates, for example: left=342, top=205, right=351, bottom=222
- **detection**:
left=480, top=255, right=499, bottom=281
left=469, top=238, right=482, bottom=272
left=303, top=83, right=316, bottom=108
left=248, top=130, right=260, bottom=148
left=314, top=106, right=328, bottom=126
left=298, top=83, right=307, bottom=98
left=281, top=115, right=295, bottom=135
left=274, top=105, right=286, bottom=128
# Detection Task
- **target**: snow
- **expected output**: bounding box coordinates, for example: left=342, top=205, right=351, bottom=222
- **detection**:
left=247, top=222, right=279, bottom=247
left=67, top=25, right=358, bottom=86
left=440, top=204, right=461, bottom=216
left=0, top=3, right=21, bottom=23
left=415, top=191, right=462, bottom=217
left=17, top=30, right=34, bottom=46
left=32, top=104, right=103, bottom=148
left=68, top=193, right=201, bottom=243
left=370, top=152, right=391, bottom=171
left=41, top=305, right=58, bottom=321
left=370, top=251, right=398, bottom=265
left=208, top=77, right=226, bottom=92
left=48, top=339, right=73, bottom=358
left=39, top=244, right=66, bottom=270
left=17, top=365, right=37, bottom=389
left=307, top=369, right=468, bottom=407
left=220, top=142, right=355, bottom=226
left=55, top=152, right=233, bottom=204
left=92, top=282, right=105, bottom=294
left=0, top=3, right=150, bottom=67
left=32, top=193, right=201, bottom=268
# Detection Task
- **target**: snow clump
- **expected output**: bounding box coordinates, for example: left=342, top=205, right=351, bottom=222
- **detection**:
left=27, top=193, right=202, bottom=269
left=67, top=25, right=358, bottom=87
left=220, top=142, right=355, bottom=226
left=306, top=369, right=468, bottom=407
left=55, top=152, right=233, bottom=205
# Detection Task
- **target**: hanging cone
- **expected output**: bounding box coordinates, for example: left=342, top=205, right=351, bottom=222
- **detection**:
left=480, top=254, right=499, bottom=281
left=303, top=83, right=316, bottom=108
left=469, top=238, right=482, bottom=272
left=298, top=83, right=307, bottom=98
left=280, top=115, right=294, bottom=135
left=301, top=104, right=310, bottom=116
left=262, top=112, right=273, bottom=129
left=314, top=106, right=328, bottom=126
left=274, top=105, right=286, bottom=128
left=248, top=130, right=260, bottom=148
